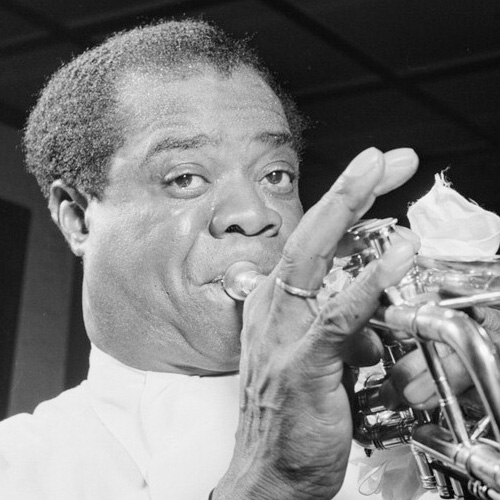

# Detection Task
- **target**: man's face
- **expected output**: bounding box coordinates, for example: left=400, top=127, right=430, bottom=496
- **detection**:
left=81, top=66, right=303, bottom=374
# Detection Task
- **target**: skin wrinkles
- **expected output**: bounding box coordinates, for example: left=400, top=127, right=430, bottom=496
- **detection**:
left=142, top=131, right=295, bottom=170
left=80, top=66, right=303, bottom=375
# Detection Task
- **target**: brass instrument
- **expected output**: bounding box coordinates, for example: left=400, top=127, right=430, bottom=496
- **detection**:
left=345, top=218, right=500, bottom=500
left=222, top=218, right=500, bottom=500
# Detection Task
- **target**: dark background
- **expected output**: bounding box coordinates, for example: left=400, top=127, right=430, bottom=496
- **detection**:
left=1, top=0, right=500, bottom=387
left=0, top=199, right=30, bottom=417
left=2, top=0, right=500, bottom=219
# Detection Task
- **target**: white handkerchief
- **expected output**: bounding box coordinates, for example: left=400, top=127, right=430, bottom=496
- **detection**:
left=350, top=445, right=426, bottom=500
left=408, top=172, right=500, bottom=257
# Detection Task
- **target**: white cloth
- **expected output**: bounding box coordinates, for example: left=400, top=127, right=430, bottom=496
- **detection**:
left=0, top=345, right=438, bottom=499
left=408, top=172, right=500, bottom=257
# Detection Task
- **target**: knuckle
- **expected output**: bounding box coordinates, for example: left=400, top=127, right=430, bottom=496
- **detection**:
left=318, top=288, right=371, bottom=333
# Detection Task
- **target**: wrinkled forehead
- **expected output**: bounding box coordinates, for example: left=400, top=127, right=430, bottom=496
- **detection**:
left=114, top=65, right=289, bottom=139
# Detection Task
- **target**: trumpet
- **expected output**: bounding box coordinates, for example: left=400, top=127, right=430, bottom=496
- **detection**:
left=222, top=218, right=500, bottom=500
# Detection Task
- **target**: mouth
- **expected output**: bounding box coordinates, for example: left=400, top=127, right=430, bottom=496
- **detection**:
left=202, top=255, right=277, bottom=301
left=209, top=275, right=226, bottom=294
left=204, top=275, right=233, bottom=302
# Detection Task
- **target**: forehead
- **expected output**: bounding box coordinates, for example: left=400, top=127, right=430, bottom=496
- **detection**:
left=115, top=66, right=290, bottom=142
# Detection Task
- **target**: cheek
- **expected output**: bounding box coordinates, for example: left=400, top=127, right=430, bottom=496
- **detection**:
left=85, top=203, right=209, bottom=281
left=89, top=209, right=156, bottom=264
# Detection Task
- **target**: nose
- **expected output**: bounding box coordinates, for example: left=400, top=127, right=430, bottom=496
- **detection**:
left=209, top=179, right=282, bottom=238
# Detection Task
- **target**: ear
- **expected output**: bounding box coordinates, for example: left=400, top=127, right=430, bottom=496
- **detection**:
left=48, top=180, right=90, bottom=257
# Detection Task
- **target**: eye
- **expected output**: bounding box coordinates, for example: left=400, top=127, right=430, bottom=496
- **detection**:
left=162, top=172, right=209, bottom=198
left=168, top=173, right=206, bottom=189
left=262, top=170, right=295, bottom=192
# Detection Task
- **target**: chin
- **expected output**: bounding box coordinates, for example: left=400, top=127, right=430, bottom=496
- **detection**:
left=201, top=325, right=242, bottom=373
left=181, top=291, right=243, bottom=371
left=212, top=333, right=242, bottom=367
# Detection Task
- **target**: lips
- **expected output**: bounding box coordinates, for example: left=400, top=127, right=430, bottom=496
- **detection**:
left=202, top=263, right=265, bottom=293
left=196, top=242, right=284, bottom=287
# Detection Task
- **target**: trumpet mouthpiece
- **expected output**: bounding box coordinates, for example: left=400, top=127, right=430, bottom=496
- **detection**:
left=221, top=261, right=264, bottom=301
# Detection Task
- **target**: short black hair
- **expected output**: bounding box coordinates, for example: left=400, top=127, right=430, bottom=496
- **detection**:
left=24, top=19, right=305, bottom=199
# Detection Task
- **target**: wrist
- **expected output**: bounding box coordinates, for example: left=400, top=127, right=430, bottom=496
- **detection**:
left=212, top=405, right=344, bottom=500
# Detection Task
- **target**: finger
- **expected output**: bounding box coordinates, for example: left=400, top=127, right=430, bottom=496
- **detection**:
left=278, top=147, right=384, bottom=290
left=278, top=147, right=417, bottom=291
left=309, top=241, right=415, bottom=349
left=342, top=327, right=384, bottom=367
left=379, top=347, right=472, bottom=410
left=374, top=148, right=419, bottom=195
left=393, top=226, right=421, bottom=253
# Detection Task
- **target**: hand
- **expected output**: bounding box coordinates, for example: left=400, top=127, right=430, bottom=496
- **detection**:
left=380, top=305, right=500, bottom=411
left=213, top=147, right=419, bottom=500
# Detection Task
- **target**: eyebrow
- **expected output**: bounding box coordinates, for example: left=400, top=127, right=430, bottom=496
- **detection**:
left=255, top=131, right=294, bottom=148
left=146, top=134, right=216, bottom=160
left=144, top=130, right=295, bottom=164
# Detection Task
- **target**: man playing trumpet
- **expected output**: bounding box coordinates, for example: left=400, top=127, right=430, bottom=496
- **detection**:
left=1, top=18, right=497, bottom=500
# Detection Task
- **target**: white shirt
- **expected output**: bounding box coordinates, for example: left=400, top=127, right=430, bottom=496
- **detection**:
left=0, top=345, right=437, bottom=499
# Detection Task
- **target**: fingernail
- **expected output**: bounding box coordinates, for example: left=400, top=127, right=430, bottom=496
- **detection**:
left=374, top=148, right=419, bottom=196
left=342, top=147, right=384, bottom=178
left=384, top=148, right=419, bottom=170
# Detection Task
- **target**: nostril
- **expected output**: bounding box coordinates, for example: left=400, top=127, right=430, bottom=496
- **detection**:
left=226, top=225, right=244, bottom=234
left=225, top=224, right=277, bottom=236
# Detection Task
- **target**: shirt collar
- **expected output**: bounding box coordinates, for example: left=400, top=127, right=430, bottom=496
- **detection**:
left=86, top=344, right=240, bottom=484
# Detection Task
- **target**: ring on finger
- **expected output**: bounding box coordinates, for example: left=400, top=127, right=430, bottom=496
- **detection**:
left=275, top=277, right=321, bottom=299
